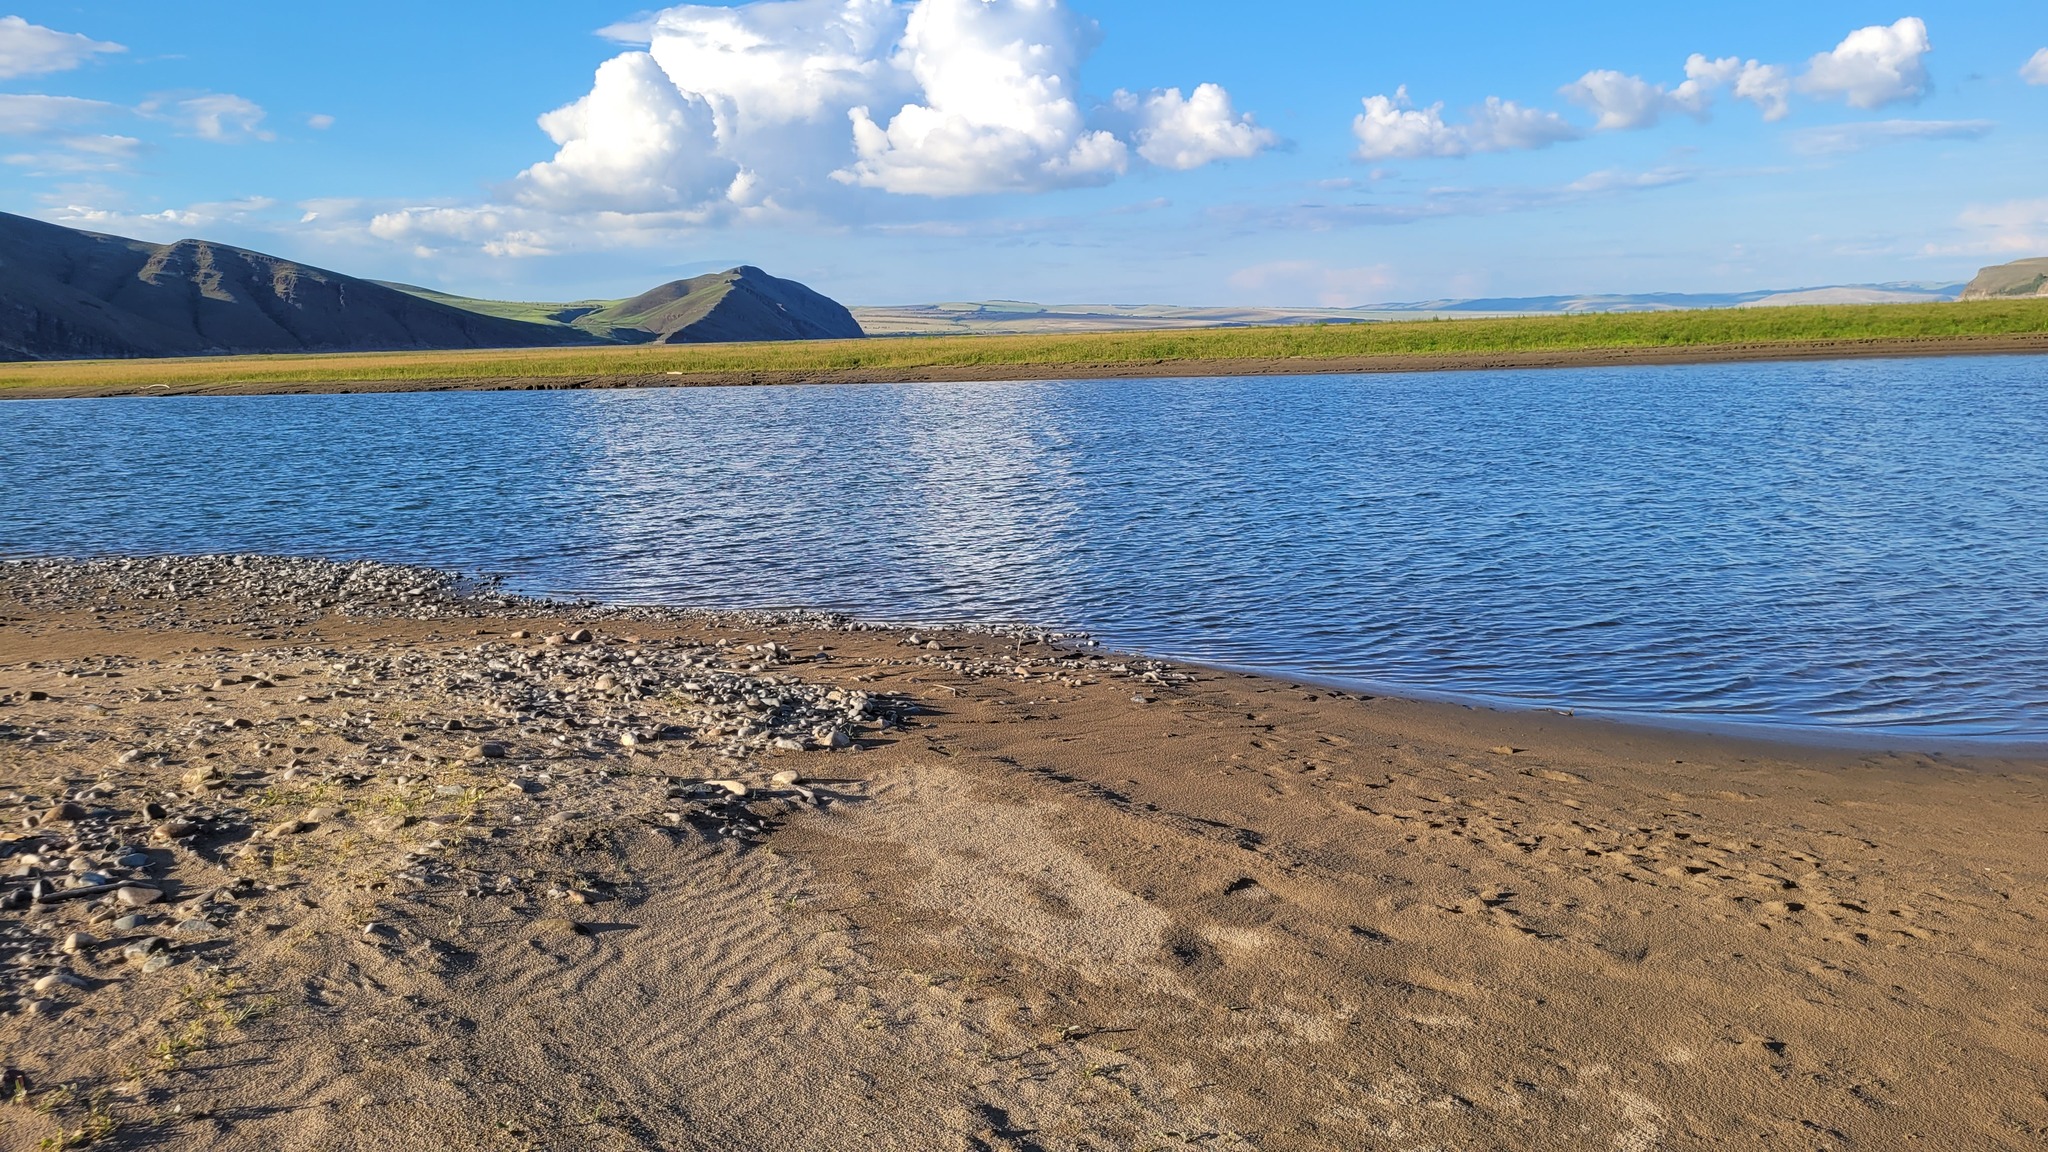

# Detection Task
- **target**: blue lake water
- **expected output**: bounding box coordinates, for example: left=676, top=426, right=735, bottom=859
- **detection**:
left=4, top=356, right=2047, bottom=746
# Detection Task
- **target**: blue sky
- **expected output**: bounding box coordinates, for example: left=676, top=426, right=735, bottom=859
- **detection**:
left=1, top=2, right=2044, bottom=305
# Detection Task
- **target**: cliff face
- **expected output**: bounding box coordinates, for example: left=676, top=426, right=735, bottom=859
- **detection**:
left=0, top=212, right=597, bottom=361
left=1960, top=257, right=2048, bottom=301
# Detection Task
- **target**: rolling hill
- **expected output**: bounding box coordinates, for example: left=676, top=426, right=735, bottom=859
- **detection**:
left=0, top=212, right=863, bottom=361
left=377, top=267, right=865, bottom=345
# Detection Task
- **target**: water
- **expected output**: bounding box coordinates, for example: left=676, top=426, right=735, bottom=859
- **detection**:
left=5, top=356, right=2047, bottom=745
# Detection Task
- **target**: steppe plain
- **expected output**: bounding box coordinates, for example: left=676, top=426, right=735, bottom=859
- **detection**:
left=4, top=300, right=2047, bottom=400
left=0, top=557, right=2042, bottom=1151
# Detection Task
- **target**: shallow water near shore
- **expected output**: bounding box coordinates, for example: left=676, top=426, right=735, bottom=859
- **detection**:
left=5, top=355, right=2047, bottom=744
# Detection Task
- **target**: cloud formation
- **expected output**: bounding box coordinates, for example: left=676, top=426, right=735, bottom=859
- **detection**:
left=2025, top=48, right=2048, bottom=86
left=1112, top=84, right=1278, bottom=171
left=1790, top=118, right=1992, bottom=156
left=0, top=15, right=122, bottom=80
left=0, top=93, right=114, bottom=135
left=1352, top=86, right=1579, bottom=160
left=1800, top=17, right=1931, bottom=109
left=3, top=132, right=140, bottom=173
left=142, top=93, right=275, bottom=142
left=514, top=0, right=1271, bottom=212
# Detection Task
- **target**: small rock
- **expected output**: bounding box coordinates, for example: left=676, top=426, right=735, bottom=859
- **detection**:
left=594, top=675, right=617, bottom=692
left=116, top=886, right=163, bottom=906
left=703, top=780, right=749, bottom=798
left=32, top=973, right=85, bottom=995
left=41, top=801, right=86, bottom=824
left=564, top=628, right=593, bottom=644
left=155, top=818, right=199, bottom=840
left=143, top=802, right=168, bottom=820
left=141, top=952, right=175, bottom=974
left=114, top=914, right=147, bottom=931
left=528, top=917, right=590, bottom=939
left=117, top=852, right=151, bottom=869
left=770, top=770, right=803, bottom=787
left=116, top=749, right=145, bottom=765
left=1489, top=746, right=1524, bottom=756
left=61, top=932, right=96, bottom=954
left=770, top=737, right=804, bottom=753
left=474, top=742, right=508, bottom=760
left=122, top=936, right=169, bottom=964
left=509, top=629, right=530, bottom=639
left=267, top=818, right=310, bottom=839
left=174, top=918, right=212, bottom=936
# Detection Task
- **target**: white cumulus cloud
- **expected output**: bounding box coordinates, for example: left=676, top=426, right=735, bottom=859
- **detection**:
left=1684, top=54, right=1792, bottom=121
left=1560, top=70, right=1699, bottom=131
left=1111, top=83, right=1278, bottom=171
left=0, top=15, right=122, bottom=80
left=2024, top=48, right=2048, bottom=86
left=835, top=0, right=1126, bottom=195
left=511, top=0, right=1265, bottom=214
left=1353, top=86, right=1579, bottom=160
left=1800, top=17, right=1931, bottom=109
left=515, top=51, right=738, bottom=212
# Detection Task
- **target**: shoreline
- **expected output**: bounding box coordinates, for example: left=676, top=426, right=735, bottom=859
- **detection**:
left=3, top=331, right=2046, bottom=400
left=2, top=555, right=2044, bottom=1148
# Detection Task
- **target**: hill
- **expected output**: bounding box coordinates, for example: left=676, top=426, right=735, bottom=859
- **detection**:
left=380, top=267, right=864, bottom=345
left=0, top=212, right=864, bottom=361
left=0, top=211, right=598, bottom=361
left=1961, top=257, right=2048, bottom=300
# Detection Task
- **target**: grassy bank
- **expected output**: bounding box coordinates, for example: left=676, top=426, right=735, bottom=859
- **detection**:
left=4, top=298, right=2047, bottom=391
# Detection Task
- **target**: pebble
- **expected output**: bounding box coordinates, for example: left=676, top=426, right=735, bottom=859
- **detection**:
left=116, top=885, right=164, bottom=906
left=32, top=974, right=85, bottom=994
left=114, top=914, right=147, bottom=931
left=267, top=818, right=310, bottom=839
left=61, top=931, right=96, bottom=954
left=174, top=918, right=213, bottom=935
left=117, top=852, right=151, bottom=868
left=565, top=628, right=593, bottom=644
left=770, top=770, right=803, bottom=787
left=475, top=742, right=508, bottom=760
left=41, top=801, right=85, bottom=824
left=122, top=936, right=169, bottom=964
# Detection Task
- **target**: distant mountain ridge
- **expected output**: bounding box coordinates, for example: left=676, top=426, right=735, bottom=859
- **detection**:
left=0, top=211, right=862, bottom=361
left=851, top=282, right=1969, bottom=336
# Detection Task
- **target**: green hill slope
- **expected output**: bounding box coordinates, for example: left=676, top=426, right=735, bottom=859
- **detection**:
left=1961, top=257, right=2048, bottom=300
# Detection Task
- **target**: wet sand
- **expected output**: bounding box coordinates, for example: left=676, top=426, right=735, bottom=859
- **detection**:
left=4, top=333, right=2047, bottom=400
left=1, top=557, right=2043, bottom=1150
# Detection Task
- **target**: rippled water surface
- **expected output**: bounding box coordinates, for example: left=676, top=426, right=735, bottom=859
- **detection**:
left=5, top=357, right=2047, bottom=743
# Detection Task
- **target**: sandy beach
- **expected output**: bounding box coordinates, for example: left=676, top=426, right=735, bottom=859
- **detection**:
left=4, top=333, right=2047, bottom=401
left=0, top=556, right=2043, bottom=1150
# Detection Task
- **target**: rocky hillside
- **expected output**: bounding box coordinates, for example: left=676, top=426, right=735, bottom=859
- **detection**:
left=0, top=212, right=596, bottom=361
left=1961, top=257, right=2048, bottom=300
left=0, top=212, right=865, bottom=361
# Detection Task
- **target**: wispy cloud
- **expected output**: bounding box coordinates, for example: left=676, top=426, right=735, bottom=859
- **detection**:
left=0, top=93, right=116, bottom=135
left=0, top=15, right=122, bottom=80
left=1213, top=167, right=1695, bottom=231
left=4, top=134, right=143, bottom=174
left=139, top=93, right=274, bottom=142
left=2024, top=48, right=2048, bottom=86
left=1790, top=118, right=1994, bottom=156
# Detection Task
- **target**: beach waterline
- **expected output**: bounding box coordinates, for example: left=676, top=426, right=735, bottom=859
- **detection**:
left=4, top=355, right=2046, bottom=744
